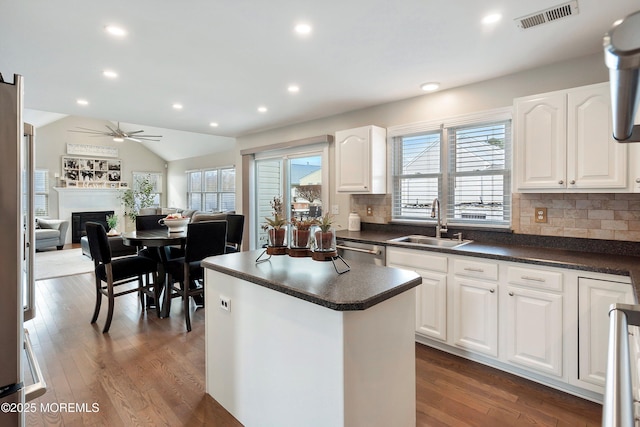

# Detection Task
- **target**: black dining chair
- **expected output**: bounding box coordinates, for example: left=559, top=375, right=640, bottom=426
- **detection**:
left=135, top=214, right=167, bottom=231
left=191, top=213, right=244, bottom=253
left=85, top=222, right=159, bottom=333
left=165, top=220, right=227, bottom=332
left=225, top=214, right=245, bottom=253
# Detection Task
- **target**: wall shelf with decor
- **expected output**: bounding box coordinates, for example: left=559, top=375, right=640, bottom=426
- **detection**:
left=61, top=156, right=126, bottom=188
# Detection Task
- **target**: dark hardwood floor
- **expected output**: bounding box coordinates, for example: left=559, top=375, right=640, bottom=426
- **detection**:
left=26, top=268, right=602, bottom=426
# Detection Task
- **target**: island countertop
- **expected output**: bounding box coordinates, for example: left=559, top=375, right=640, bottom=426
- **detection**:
left=201, top=249, right=421, bottom=311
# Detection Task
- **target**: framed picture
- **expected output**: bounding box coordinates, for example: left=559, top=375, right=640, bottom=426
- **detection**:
left=62, top=156, right=122, bottom=186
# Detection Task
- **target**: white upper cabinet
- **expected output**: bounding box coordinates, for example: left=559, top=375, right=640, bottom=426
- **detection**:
left=335, top=125, right=387, bottom=193
left=514, top=82, right=628, bottom=192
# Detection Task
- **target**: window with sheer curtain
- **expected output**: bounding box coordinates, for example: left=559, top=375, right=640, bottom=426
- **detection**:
left=187, top=167, right=236, bottom=212
left=390, top=108, right=512, bottom=227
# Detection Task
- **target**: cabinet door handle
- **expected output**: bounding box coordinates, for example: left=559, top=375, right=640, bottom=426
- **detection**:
left=508, top=291, right=514, bottom=296
left=570, top=180, right=576, bottom=185
left=558, top=180, right=564, bottom=185
left=521, top=275, right=546, bottom=283
left=464, top=267, right=484, bottom=272
left=490, top=289, right=495, bottom=293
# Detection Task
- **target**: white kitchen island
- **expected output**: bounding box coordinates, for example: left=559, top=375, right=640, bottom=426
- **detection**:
left=202, top=250, right=421, bottom=427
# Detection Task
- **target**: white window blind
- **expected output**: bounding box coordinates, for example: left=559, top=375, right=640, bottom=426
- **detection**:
left=391, top=108, right=512, bottom=227
left=392, top=131, right=442, bottom=220
left=187, top=167, right=236, bottom=212
left=447, top=121, right=511, bottom=226
left=133, top=171, right=163, bottom=207
left=34, top=169, right=49, bottom=216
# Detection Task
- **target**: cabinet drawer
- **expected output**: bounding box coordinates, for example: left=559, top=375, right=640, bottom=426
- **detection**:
left=507, top=266, right=563, bottom=292
left=386, top=248, right=447, bottom=273
left=453, top=258, right=498, bottom=281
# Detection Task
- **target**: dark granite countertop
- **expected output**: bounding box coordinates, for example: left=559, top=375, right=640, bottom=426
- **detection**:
left=336, top=229, right=640, bottom=301
left=201, top=249, right=422, bottom=311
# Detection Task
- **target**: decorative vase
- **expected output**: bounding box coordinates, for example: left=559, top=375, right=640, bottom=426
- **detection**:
left=314, top=228, right=335, bottom=252
left=107, top=228, right=119, bottom=236
left=268, top=227, right=287, bottom=247
left=291, top=228, right=311, bottom=249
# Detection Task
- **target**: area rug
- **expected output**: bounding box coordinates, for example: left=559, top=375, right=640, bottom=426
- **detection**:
left=35, top=248, right=94, bottom=281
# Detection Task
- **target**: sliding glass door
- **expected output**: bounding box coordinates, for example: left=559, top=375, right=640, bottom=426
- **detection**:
left=253, top=148, right=327, bottom=249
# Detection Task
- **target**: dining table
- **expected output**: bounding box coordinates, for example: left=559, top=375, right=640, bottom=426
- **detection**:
left=122, top=229, right=187, bottom=317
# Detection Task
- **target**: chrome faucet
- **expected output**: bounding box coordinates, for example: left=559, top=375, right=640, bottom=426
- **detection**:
left=431, top=197, right=447, bottom=238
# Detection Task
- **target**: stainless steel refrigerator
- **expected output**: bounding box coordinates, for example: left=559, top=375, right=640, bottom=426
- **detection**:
left=0, top=73, right=46, bottom=426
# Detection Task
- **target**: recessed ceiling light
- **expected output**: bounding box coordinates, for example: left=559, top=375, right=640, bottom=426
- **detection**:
left=210, top=122, right=219, bottom=127
left=288, top=85, right=300, bottom=93
left=420, top=82, right=440, bottom=92
left=294, top=23, right=312, bottom=35
left=482, top=13, right=502, bottom=25
left=105, top=25, right=127, bottom=37
left=76, top=99, right=89, bottom=106
left=103, top=70, right=118, bottom=79
left=258, top=106, right=268, bottom=113
left=172, top=103, right=183, bottom=110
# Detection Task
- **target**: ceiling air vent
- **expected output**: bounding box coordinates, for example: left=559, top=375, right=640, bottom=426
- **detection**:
left=515, top=1, right=579, bottom=30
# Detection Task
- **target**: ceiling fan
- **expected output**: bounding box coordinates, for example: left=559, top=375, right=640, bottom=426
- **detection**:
left=69, top=122, right=162, bottom=142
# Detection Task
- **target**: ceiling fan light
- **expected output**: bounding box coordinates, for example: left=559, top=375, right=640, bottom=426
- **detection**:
left=113, top=137, right=124, bottom=142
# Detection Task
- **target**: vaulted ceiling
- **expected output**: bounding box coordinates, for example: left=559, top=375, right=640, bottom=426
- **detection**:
left=1, top=1, right=637, bottom=160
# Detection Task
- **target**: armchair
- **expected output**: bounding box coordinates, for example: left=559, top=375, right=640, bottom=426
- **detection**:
left=35, top=218, right=69, bottom=251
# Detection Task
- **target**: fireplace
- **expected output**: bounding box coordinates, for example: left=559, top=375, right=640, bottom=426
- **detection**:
left=71, top=210, right=114, bottom=243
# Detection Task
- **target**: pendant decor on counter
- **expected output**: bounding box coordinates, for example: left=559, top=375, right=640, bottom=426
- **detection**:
left=256, top=197, right=288, bottom=263
left=308, top=213, right=350, bottom=274
left=288, top=217, right=315, bottom=258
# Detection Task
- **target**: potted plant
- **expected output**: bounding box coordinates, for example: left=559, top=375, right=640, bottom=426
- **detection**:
left=290, top=217, right=317, bottom=249
left=314, top=213, right=336, bottom=252
left=119, top=175, right=156, bottom=223
left=106, top=214, right=119, bottom=236
left=262, top=196, right=288, bottom=247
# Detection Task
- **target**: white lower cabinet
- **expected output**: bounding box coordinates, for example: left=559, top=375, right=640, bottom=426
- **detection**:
left=386, top=245, right=634, bottom=402
left=504, top=284, right=563, bottom=376
left=387, top=248, right=448, bottom=342
left=576, top=277, right=634, bottom=392
left=452, top=277, right=498, bottom=357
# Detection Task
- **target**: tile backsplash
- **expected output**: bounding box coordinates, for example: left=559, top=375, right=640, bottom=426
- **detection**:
left=352, top=193, right=640, bottom=242
left=513, top=193, right=640, bottom=241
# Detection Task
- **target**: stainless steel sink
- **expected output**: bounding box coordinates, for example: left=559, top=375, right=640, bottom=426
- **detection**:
left=387, top=235, right=473, bottom=249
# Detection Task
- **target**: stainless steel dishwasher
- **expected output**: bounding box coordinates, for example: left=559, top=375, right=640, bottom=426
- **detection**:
left=336, top=240, right=386, bottom=266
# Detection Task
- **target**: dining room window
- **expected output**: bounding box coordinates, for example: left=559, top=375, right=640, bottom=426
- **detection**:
left=132, top=171, right=163, bottom=207
left=187, top=167, right=236, bottom=212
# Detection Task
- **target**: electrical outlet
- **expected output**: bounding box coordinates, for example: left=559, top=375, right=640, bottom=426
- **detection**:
left=331, top=205, right=339, bottom=215
left=219, top=296, right=231, bottom=312
left=366, top=206, right=373, bottom=216
left=534, top=207, right=547, bottom=223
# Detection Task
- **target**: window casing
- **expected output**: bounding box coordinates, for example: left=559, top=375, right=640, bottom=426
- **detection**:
left=391, top=109, right=512, bottom=227
left=187, top=167, right=236, bottom=212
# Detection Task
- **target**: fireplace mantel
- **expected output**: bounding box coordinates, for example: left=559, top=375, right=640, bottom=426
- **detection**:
left=54, top=187, right=125, bottom=243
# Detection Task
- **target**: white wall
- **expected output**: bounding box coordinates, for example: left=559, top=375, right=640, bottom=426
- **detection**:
left=35, top=115, right=167, bottom=218
left=234, top=52, right=609, bottom=230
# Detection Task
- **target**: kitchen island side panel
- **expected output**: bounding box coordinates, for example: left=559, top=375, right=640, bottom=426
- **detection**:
left=205, top=268, right=416, bottom=427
